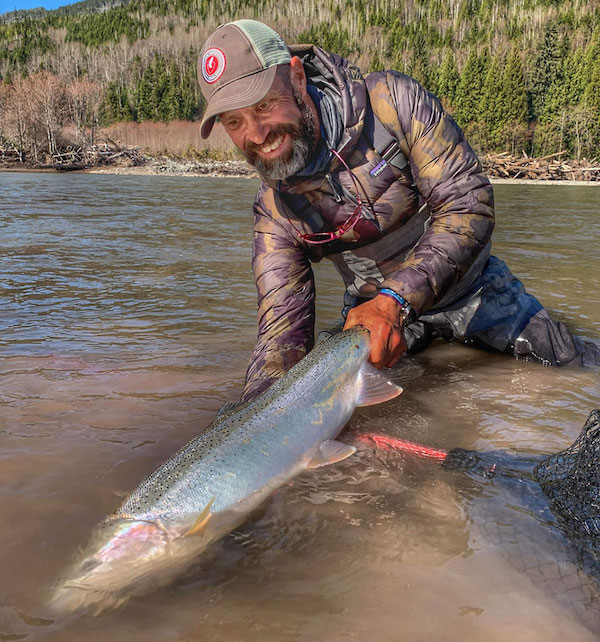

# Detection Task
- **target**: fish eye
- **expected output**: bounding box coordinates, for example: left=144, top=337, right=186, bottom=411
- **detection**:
left=80, top=558, right=101, bottom=573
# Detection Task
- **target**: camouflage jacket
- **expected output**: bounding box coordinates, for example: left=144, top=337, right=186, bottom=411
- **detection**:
left=242, top=45, right=495, bottom=402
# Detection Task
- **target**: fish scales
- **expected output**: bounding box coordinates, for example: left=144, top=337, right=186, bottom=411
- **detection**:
left=118, top=328, right=369, bottom=525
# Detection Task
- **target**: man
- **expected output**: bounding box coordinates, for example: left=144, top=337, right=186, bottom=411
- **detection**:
left=197, top=19, right=599, bottom=403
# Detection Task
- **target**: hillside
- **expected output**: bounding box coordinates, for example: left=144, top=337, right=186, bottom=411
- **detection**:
left=0, top=0, right=598, bottom=164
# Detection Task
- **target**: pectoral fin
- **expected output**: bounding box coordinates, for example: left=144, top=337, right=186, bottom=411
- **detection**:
left=307, top=440, right=356, bottom=469
left=183, top=497, right=215, bottom=537
left=356, top=363, right=403, bottom=407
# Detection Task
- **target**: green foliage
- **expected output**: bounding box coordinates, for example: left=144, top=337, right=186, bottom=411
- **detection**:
left=407, top=32, right=435, bottom=91
left=500, top=48, right=528, bottom=126
left=103, top=80, right=134, bottom=122
left=64, top=7, right=150, bottom=46
left=101, top=51, right=201, bottom=125
left=453, top=50, right=489, bottom=128
left=0, top=16, right=54, bottom=68
left=480, top=55, right=503, bottom=148
left=530, top=23, right=564, bottom=120
left=436, top=51, right=459, bottom=110
left=297, top=23, right=358, bottom=58
left=0, top=0, right=599, bottom=158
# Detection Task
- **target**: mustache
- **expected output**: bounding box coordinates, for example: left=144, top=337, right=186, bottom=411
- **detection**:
left=243, top=123, right=299, bottom=158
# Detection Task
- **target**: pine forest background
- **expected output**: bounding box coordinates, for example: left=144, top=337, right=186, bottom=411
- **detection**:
left=0, top=0, right=599, bottom=163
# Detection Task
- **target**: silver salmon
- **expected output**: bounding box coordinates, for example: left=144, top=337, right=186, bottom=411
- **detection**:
left=51, top=327, right=402, bottom=613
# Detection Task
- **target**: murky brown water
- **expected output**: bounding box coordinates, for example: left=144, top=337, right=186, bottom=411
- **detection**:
left=1, top=173, right=599, bottom=641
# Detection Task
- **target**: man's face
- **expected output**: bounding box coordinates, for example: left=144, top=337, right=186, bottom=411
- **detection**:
left=219, top=67, right=317, bottom=181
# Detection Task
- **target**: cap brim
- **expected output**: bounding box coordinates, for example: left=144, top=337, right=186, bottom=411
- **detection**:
left=200, top=66, right=278, bottom=139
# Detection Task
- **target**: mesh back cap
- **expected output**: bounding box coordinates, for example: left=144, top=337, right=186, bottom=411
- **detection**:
left=198, top=20, right=291, bottom=138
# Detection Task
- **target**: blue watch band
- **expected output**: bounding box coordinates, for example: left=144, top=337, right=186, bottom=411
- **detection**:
left=379, top=288, right=408, bottom=306
left=378, top=288, right=416, bottom=324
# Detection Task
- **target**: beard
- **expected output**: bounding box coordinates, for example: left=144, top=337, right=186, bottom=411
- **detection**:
left=243, top=88, right=316, bottom=181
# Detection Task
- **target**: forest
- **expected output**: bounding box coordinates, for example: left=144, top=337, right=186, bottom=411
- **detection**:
left=0, top=0, right=598, bottom=164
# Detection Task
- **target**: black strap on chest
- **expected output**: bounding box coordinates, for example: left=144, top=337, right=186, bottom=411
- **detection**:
left=361, top=98, right=409, bottom=172
left=279, top=99, right=410, bottom=235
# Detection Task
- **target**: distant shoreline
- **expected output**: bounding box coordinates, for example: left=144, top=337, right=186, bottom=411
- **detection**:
left=1, top=158, right=598, bottom=186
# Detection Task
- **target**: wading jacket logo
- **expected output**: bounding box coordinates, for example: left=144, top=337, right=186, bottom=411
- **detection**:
left=202, top=48, right=226, bottom=84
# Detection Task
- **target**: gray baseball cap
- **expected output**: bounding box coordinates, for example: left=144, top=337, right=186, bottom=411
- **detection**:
left=198, top=20, right=292, bottom=139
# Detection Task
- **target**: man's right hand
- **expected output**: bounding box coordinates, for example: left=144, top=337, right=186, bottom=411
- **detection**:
left=343, top=295, right=407, bottom=368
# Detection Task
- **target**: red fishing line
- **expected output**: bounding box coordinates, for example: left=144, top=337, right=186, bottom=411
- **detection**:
left=357, top=433, right=448, bottom=462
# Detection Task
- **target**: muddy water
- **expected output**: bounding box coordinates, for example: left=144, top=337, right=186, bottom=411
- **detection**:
left=1, top=173, right=599, bottom=641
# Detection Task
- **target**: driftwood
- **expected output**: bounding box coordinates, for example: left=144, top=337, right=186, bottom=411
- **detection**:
left=60, top=142, right=146, bottom=167
left=0, top=141, right=147, bottom=169
left=482, top=151, right=600, bottom=182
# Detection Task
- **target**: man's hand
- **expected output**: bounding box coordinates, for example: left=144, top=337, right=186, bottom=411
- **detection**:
left=343, top=295, right=407, bottom=368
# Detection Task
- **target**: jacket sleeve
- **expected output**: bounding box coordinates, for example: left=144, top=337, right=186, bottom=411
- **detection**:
left=241, top=188, right=315, bottom=403
left=368, top=71, right=495, bottom=315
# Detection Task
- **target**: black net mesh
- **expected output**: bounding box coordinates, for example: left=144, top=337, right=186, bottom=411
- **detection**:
left=534, top=410, right=600, bottom=561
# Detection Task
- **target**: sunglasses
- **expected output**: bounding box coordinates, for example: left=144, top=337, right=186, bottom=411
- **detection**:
left=293, top=148, right=372, bottom=245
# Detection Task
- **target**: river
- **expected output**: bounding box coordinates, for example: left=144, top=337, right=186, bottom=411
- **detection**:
left=1, top=172, right=599, bottom=641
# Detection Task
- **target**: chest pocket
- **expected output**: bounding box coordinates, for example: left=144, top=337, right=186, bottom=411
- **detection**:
left=277, top=97, right=419, bottom=249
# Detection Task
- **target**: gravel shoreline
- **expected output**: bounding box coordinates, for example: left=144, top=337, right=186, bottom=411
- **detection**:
left=87, top=158, right=259, bottom=179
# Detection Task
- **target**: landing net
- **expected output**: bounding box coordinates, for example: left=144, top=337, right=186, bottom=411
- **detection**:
left=534, top=410, right=600, bottom=559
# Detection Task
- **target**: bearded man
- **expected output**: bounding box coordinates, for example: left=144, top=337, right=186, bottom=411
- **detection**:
left=197, top=19, right=599, bottom=403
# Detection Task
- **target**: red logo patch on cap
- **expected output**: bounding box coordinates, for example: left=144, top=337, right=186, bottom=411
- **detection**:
left=202, top=48, right=226, bottom=84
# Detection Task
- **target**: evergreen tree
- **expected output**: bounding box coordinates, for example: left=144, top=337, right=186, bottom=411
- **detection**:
left=582, top=35, right=600, bottom=116
left=408, top=32, right=433, bottom=91
left=103, top=80, right=132, bottom=123
left=164, top=62, right=183, bottom=120
left=453, top=50, right=489, bottom=128
left=436, top=50, right=459, bottom=110
left=152, top=55, right=170, bottom=121
left=369, top=51, right=384, bottom=73
left=480, top=55, right=503, bottom=149
left=530, top=23, right=564, bottom=120
left=583, top=50, right=600, bottom=119
left=561, top=49, right=586, bottom=108
left=136, top=63, right=156, bottom=121
left=500, top=47, right=528, bottom=125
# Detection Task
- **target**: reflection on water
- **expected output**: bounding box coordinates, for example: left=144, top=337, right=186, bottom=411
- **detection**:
left=1, top=173, right=599, bottom=641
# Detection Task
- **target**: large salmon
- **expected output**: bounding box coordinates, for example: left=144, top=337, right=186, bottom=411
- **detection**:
left=52, top=327, right=402, bottom=613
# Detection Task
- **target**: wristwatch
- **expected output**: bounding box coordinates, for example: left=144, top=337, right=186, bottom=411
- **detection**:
left=378, top=288, right=417, bottom=325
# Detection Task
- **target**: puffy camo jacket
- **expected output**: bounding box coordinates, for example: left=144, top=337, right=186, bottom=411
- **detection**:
left=242, top=45, right=495, bottom=402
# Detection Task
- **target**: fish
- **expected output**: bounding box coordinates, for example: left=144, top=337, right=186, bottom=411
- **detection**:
left=51, top=327, right=402, bottom=614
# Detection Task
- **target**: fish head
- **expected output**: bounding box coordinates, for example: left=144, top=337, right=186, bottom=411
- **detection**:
left=51, top=517, right=173, bottom=614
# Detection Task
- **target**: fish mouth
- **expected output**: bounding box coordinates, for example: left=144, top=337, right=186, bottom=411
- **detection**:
left=51, top=581, right=128, bottom=616
left=50, top=516, right=209, bottom=615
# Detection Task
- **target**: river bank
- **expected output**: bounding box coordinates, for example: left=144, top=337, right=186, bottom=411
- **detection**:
left=1, top=155, right=599, bottom=185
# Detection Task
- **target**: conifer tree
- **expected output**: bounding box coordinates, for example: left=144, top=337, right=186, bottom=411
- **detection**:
left=530, top=23, right=564, bottom=120
left=436, top=50, right=459, bottom=110
left=136, top=63, right=156, bottom=121
left=561, top=49, right=586, bottom=108
left=481, top=55, right=503, bottom=149
left=583, top=52, right=600, bottom=121
left=582, top=35, right=600, bottom=117
left=500, top=47, right=528, bottom=126
left=369, top=51, right=384, bottom=73
left=408, top=32, right=433, bottom=91
left=453, top=50, right=488, bottom=129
